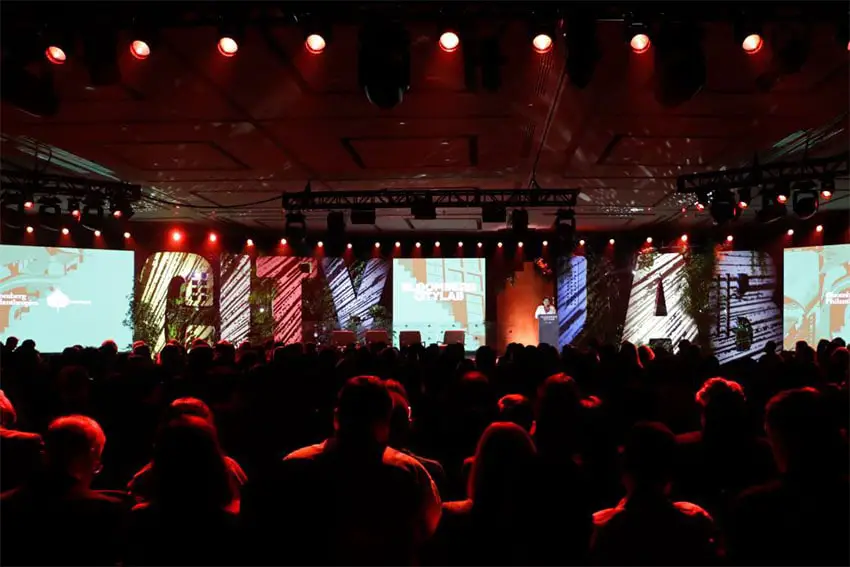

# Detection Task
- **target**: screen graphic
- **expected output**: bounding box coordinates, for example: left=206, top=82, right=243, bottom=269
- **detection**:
left=392, top=258, right=486, bottom=349
left=783, top=244, right=850, bottom=350
left=0, top=245, right=134, bottom=352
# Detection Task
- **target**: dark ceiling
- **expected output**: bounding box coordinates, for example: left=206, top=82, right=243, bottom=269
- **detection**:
left=1, top=2, right=848, bottom=234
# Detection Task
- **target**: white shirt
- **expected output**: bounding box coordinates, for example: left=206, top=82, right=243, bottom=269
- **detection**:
left=535, top=305, right=557, bottom=319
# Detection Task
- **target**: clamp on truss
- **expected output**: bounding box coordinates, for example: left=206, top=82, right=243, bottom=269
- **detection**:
left=676, top=152, right=849, bottom=193
left=281, top=187, right=581, bottom=211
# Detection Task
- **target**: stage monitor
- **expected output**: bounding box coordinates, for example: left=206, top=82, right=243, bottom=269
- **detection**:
left=783, top=243, right=850, bottom=350
left=0, top=245, right=134, bottom=352
left=392, top=258, right=486, bottom=350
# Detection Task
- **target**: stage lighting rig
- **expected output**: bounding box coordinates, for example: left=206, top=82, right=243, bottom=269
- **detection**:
left=38, top=196, right=62, bottom=230
left=555, top=209, right=576, bottom=246
left=411, top=197, right=437, bottom=220
left=792, top=182, right=819, bottom=219
left=756, top=188, right=787, bottom=224
left=285, top=211, right=307, bottom=243
left=358, top=21, right=410, bottom=109
left=710, top=189, right=740, bottom=225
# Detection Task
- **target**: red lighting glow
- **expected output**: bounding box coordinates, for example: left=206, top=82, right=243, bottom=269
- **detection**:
left=375, top=242, right=381, bottom=248
left=680, top=234, right=688, bottom=242
left=816, top=224, right=824, bottom=233
left=246, top=239, right=254, bottom=247
left=518, top=241, right=524, bottom=248
left=280, top=238, right=288, bottom=245
left=821, top=190, right=833, bottom=200
left=786, top=229, right=794, bottom=236
left=532, top=34, right=554, bottom=54
left=46, top=46, right=66, bottom=64
left=726, top=235, right=734, bottom=242
left=123, top=232, right=131, bottom=239
left=477, top=242, right=483, bottom=248
left=696, top=203, right=706, bottom=212
left=415, top=242, right=421, bottom=248
left=113, top=210, right=122, bottom=219
left=458, top=241, right=464, bottom=248
left=25, top=226, right=33, bottom=234
left=24, top=201, right=33, bottom=209
left=439, top=31, right=460, bottom=53
left=305, top=34, right=326, bottom=54
left=208, top=233, right=218, bottom=243
left=738, top=200, right=749, bottom=209
left=61, top=227, right=70, bottom=235
left=171, top=230, right=183, bottom=243
left=742, top=34, right=764, bottom=54
left=497, top=242, right=503, bottom=248
left=542, top=240, right=548, bottom=246
left=578, top=239, right=586, bottom=246
left=217, top=37, right=239, bottom=57
left=347, top=243, right=353, bottom=249
left=395, top=241, right=401, bottom=248
left=317, top=241, right=324, bottom=248
left=609, top=238, right=616, bottom=245
left=94, top=230, right=102, bottom=237
left=777, top=194, right=788, bottom=204
left=435, top=241, right=440, bottom=248
left=71, top=209, right=81, bottom=218
left=646, top=237, right=653, bottom=244
left=130, top=40, right=151, bottom=60
left=630, top=34, right=651, bottom=54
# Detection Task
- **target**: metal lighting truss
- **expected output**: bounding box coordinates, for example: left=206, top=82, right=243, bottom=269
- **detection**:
left=676, top=152, right=849, bottom=193
left=0, top=170, right=142, bottom=202
left=281, top=188, right=580, bottom=211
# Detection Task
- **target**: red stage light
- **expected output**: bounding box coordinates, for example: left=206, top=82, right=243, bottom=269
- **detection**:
left=726, top=235, right=734, bottom=242
left=777, top=194, right=788, bottom=204
left=317, top=241, right=324, bottom=248
left=94, top=230, right=102, bottom=237
left=477, top=242, right=483, bottom=248
left=280, top=238, right=288, bottom=245
left=395, top=241, right=401, bottom=248
left=71, top=209, right=81, bottom=218
left=518, top=241, right=524, bottom=248
left=578, top=239, right=586, bottom=246
left=415, top=242, right=421, bottom=248
left=347, top=243, right=353, bottom=249
left=681, top=234, right=688, bottom=242
left=458, top=241, right=464, bottom=247
left=542, top=240, right=548, bottom=246
left=630, top=33, right=651, bottom=54
left=61, top=227, right=70, bottom=235
left=435, top=241, right=441, bottom=248
left=123, top=232, right=131, bottom=239
left=821, top=190, right=833, bottom=200
left=113, top=210, right=122, bottom=219
left=375, top=242, right=381, bottom=248
left=609, top=238, right=616, bottom=245
left=696, top=203, right=706, bottom=212
left=786, top=229, right=794, bottom=236
left=497, top=242, right=503, bottom=248
left=439, top=31, right=460, bottom=53
left=742, top=34, right=764, bottom=54
left=738, top=200, right=749, bottom=209
left=24, top=201, right=34, bottom=209
left=171, top=230, right=183, bottom=242
left=532, top=34, right=554, bottom=54
left=246, top=239, right=254, bottom=247
left=816, top=224, right=824, bottom=233
left=130, top=40, right=151, bottom=60
left=646, top=236, right=653, bottom=244
left=209, top=232, right=218, bottom=243
left=25, top=226, right=34, bottom=234
left=305, top=34, right=326, bottom=54
left=217, top=37, right=239, bottom=57
left=46, top=46, right=66, bottom=64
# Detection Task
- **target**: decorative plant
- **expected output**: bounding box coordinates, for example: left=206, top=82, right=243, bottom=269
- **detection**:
left=301, top=275, right=338, bottom=344
left=368, top=304, right=394, bottom=340
left=123, top=292, right=159, bottom=350
left=636, top=248, right=660, bottom=272
left=681, top=246, right=718, bottom=351
left=581, top=251, right=625, bottom=345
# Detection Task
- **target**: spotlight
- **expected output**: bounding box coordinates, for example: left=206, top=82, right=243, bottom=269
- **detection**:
left=285, top=211, right=307, bottom=243
left=395, top=241, right=401, bottom=248
left=776, top=181, right=790, bottom=204
left=171, top=230, right=183, bottom=242
left=305, top=34, right=327, bottom=54
left=458, top=241, right=464, bottom=247
left=347, top=243, right=353, bottom=249
left=94, top=230, right=102, bottom=237
left=518, top=241, right=524, bottom=248
left=653, top=23, right=706, bottom=107
left=477, top=242, right=483, bottom=248
left=439, top=30, right=460, bottom=53
left=45, top=45, right=66, bottom=65
left=821, top=176, right=835, bottom=199
left=741, top=34, right=764, bottom=54
left=218, top=37, right=239, bottom=57
left=209, top=232, right=217, bottom=243
left=130, top=40, right=151, bottom=60
left=625, top=20, right=651, bottom=54
left=735, top=18, right=764, bottom=55
left=786, top=229, right=794, bottom=236
left=435, top=241, right=440, bottom=248
left=821, top=189, right=833, bottom=200
left=359, top=22, right=410, bottom=109
left=738, top=187, right=751, bottom=209
left=579, top=239, right=586, bottom=246
left=123, top=231, right=131, bottom=239
left=23, top=199, right=34, bottom=210
left=374, top=241, right=381, bottom=248
left=415, top=242, right=421, bottom=248
left=542, top=240, right=548, bottom=246
left=757, top=189, right=788, bottom=224
left=246, top=239, right=254, bottom=247
left=25, top=226, right=34, bottom=234
left=280, top=238, right=288, bottom=245
left=646, top=237, right=653, bottom=244
left=61, top=227, right=70, bottom=235
left=696, top=202, right=706, bottom=212
left=609, top=238, right=615, bottom=245
left=317, top=241, right=324, bottom=248
left=532, top=34, right=554, bottom=54
left=710, top=189, right=740, bottom=225
left=555, top=209, right=576, bottom=246
left=726, top=235, right=734, bottom=242
left=109, top=196, right=134, bottom=220
left=792, top=184, right=819, bottom=219
left=497, top=242, right=503, bottom=248
left=816, top=224, right=824, bottom=233
left=681, top=234, right=688, bottom=242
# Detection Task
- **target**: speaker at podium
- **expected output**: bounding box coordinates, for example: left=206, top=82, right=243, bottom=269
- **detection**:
left=537, top=313, right=558, bottom=347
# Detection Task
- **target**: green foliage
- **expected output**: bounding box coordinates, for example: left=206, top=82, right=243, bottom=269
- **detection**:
left=302, top=275, right=338, bottom=344
left=582, top=251, right=625, bottom=344
left=636, top=248, right=660, bottom=272
left=368, top=304, right=394, bottom=340
left=123, top=292, right=158, bottom=351
left=247, top=272, right=275, bottom=344
left=681, top=247, right=717, bottom=351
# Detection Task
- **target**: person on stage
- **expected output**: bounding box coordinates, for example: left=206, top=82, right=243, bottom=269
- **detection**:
left=534, top=297, right=557, bottom=319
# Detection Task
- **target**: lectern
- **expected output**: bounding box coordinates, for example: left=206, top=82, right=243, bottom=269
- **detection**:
left=537, top=313, right=558, bottom=347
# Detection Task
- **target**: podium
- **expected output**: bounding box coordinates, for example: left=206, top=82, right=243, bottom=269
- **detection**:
left=538, top=313, right=558, bottom=347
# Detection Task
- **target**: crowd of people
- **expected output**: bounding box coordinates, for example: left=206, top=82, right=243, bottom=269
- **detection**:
left=0, top=334, right=847, bottom=566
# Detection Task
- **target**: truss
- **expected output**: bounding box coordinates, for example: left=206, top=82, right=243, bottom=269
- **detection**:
left=0, top=170, right=142, bottom=201
left=676, top=152, right=850, bottom=193
left=281, top=188, right=580, bottom=211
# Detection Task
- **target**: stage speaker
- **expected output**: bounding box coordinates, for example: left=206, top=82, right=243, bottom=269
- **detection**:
left=299, top=261, right=312, bottom=274
left=399, top=331, right=422, bottom=347
left=365, top=330, right=390, bottom=345
left=332, top=330, right=357, bottom=347
left=443, top=330, right=465, bottom=346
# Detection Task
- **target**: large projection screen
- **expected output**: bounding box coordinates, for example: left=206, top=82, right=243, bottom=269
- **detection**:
left=783, top=243, right=850, bottom=350
left=392, top=258, right=486, bottom=349
left=0, top=245, right=134, bottom=352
